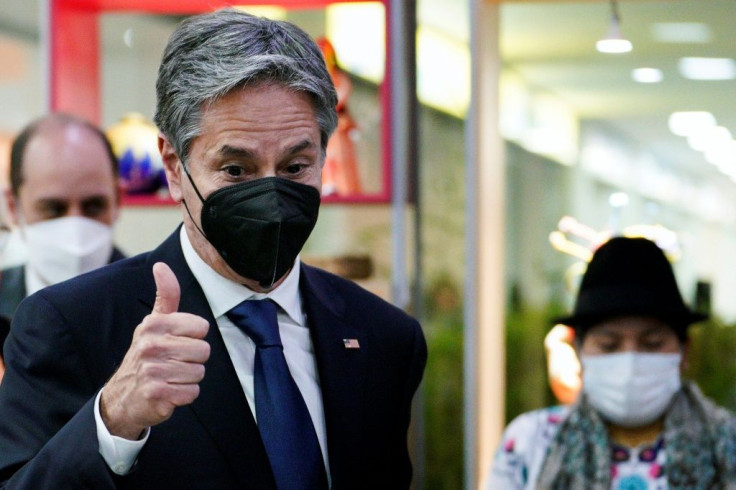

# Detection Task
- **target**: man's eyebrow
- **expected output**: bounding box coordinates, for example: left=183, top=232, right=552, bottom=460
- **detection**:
left=217, top=140, right=316, bottom=159
left=286, top=139, right=316, bottom=155
left=80, top=195, right=111, bottom=203
left=36, top=197, right=66, bottom=207
left=218, top=145, right=256, bottom=159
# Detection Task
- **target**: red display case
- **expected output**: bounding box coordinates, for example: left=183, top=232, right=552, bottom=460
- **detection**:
left=48, top=0, right=393, bottom=205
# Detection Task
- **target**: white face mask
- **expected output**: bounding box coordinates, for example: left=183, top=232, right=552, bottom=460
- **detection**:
left=582, top=351, right=682, bottom=428
left=22, top=216, right=114, bottom=288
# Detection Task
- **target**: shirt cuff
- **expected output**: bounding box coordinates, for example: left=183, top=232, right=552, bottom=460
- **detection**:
left=94, top=389, right=149, bottom=475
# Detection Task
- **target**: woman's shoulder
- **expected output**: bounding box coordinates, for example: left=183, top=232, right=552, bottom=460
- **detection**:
left=682, top=381, right=736, bottom=427
left=505, top=405, right=571, bottom=436
left=502, top=405, right=571, bottom=450
left=486, top=405, right=572, bottom=489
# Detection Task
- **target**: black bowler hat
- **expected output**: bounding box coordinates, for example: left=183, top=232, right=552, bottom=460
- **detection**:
left=555, top=236, right=707, bottom=339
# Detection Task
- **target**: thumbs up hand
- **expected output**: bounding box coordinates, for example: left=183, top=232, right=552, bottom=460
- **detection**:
left=152, top=260, right=182, bottom=315
left=100, top=262, right=211, bottom=440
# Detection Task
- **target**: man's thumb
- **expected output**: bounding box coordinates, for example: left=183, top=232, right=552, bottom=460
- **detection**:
left=152, top=262, right=181, bottom=314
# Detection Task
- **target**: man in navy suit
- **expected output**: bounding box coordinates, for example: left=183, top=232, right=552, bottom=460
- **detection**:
left=0, top=9, right=426, bottom=489
left=0, top=113, right=126, bottom=325
left=0, top=113, right=126, bottom=384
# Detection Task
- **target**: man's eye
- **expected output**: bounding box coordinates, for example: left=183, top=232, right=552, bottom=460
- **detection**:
left=224, top=165, right=245, bottom=177
left=82, top=198, right=108, bottom=218
left=42, top=203, right=67, bottom=218
left=285, top=163, right=305, bottom=174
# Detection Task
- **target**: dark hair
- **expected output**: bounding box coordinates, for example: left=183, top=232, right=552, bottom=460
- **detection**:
left=572, top=316, right=690, bottom=344
left=9, top=113, right=119, bottom=196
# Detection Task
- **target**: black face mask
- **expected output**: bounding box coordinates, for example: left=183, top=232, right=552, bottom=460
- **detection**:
left=182, top=169, right=320, bottom=288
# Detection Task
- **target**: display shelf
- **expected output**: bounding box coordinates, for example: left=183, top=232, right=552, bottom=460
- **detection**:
left=49, top=0, right=394, bottom=206
left=121, top=194, right=176, bottom=206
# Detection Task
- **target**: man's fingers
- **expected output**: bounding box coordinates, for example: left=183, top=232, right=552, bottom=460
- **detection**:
left=136, top=335, right=211, bottom=364
left=167, top=384, right=201, bottom=408
left=137, top=312, right=210, bottom=340
left=138, top=358, right=207, bottom=385
left=152, top=262, right=181, bottom=315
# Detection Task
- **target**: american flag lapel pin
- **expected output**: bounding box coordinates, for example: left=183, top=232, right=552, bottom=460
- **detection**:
left=343, top=338, right=360, bottom=349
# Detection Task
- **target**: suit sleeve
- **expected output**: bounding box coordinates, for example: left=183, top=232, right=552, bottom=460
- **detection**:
left=395, top=317, right=428, bottom=487
left=0, top=293, right=116, bottom=489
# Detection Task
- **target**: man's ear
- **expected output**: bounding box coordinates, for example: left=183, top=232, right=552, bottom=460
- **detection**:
left=159, top=133, right=183, bottom=203
left=4, top=187, right=19, bottom=227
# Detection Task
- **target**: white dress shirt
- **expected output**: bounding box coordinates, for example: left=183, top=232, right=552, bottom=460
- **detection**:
left=25, top=266, right=47, bottom=297
left=96, top=227, right=330, bottom=480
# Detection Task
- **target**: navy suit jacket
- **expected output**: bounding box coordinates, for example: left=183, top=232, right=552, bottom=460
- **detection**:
left=0, top=247, right=127, bottom=325
left=0, top=229, right=426, bottom=489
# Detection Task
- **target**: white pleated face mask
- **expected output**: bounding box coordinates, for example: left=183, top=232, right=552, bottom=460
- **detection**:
left=582, top=351, right=682, bottom=428
left=22, top=216, right=114, bottom=287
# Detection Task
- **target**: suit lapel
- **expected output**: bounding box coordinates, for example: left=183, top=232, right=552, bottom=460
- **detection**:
left=140, top=230, right=274, bottom=488
left=300, top=264, right=367, bottom=486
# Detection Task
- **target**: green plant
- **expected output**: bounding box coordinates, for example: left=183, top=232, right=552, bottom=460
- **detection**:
left=684, top=318, right=736, bottom=411
left=422, top=274, right=464, bottom=490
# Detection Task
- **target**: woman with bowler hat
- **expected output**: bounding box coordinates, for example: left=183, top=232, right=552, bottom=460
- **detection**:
left=486, top=236, right=736, bottom=489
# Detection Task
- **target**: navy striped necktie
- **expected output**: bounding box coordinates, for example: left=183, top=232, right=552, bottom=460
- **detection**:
left=226, top=299, right=328, bottom=489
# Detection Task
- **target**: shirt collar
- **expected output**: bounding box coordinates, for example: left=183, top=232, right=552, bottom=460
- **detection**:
left=179, top=227, right=304, bottom=325
left=25, top=265, right=47, bottom=296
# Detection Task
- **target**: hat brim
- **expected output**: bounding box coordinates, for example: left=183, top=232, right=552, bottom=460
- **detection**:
left=552, top=310, right=708, bottom=330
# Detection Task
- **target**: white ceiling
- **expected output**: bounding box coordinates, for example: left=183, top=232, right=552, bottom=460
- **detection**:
left=500, top=0, right=736, bottom=179
left=2, top=0, right=734, bottom=183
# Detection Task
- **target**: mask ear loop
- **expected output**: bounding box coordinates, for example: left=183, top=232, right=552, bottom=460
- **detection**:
left=179, top=162, right=209, bottom=240
left=180, top=161, right=206, bottom=202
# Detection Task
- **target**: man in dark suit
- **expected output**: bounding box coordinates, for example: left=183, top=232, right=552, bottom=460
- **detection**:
left=0, top=113, right=126, bottom=326
left=0, top=8, right=426, bottom=489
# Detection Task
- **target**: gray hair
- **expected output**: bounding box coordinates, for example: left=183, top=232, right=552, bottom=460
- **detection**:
left=154, top=8, right=338, bottom=163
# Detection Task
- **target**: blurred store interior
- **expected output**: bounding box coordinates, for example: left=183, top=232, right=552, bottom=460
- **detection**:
left=1, top=0, right=735, bottom=488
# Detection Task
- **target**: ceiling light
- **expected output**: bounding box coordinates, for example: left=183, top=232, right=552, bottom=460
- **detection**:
left=668, top=111, right=716, bottom=136
left=687, top=126, right=732, bottom=152
left=678, top=57, right=736, bottom=80
left=651, top=22, right=712, bottom=44
left=632, top=67, right=663, bottom=83
left=609, top=192, right=629, bottom=208
left=705, top=142, right=736, bottom=174
left=596, top=0, right=632, bottom=54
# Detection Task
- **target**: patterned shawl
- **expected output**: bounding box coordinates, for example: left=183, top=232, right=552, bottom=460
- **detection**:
left=536, top=381, right=736, bottom=489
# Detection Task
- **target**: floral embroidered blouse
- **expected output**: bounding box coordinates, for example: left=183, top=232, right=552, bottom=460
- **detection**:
left=486, top=405, right=669, bottom=489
